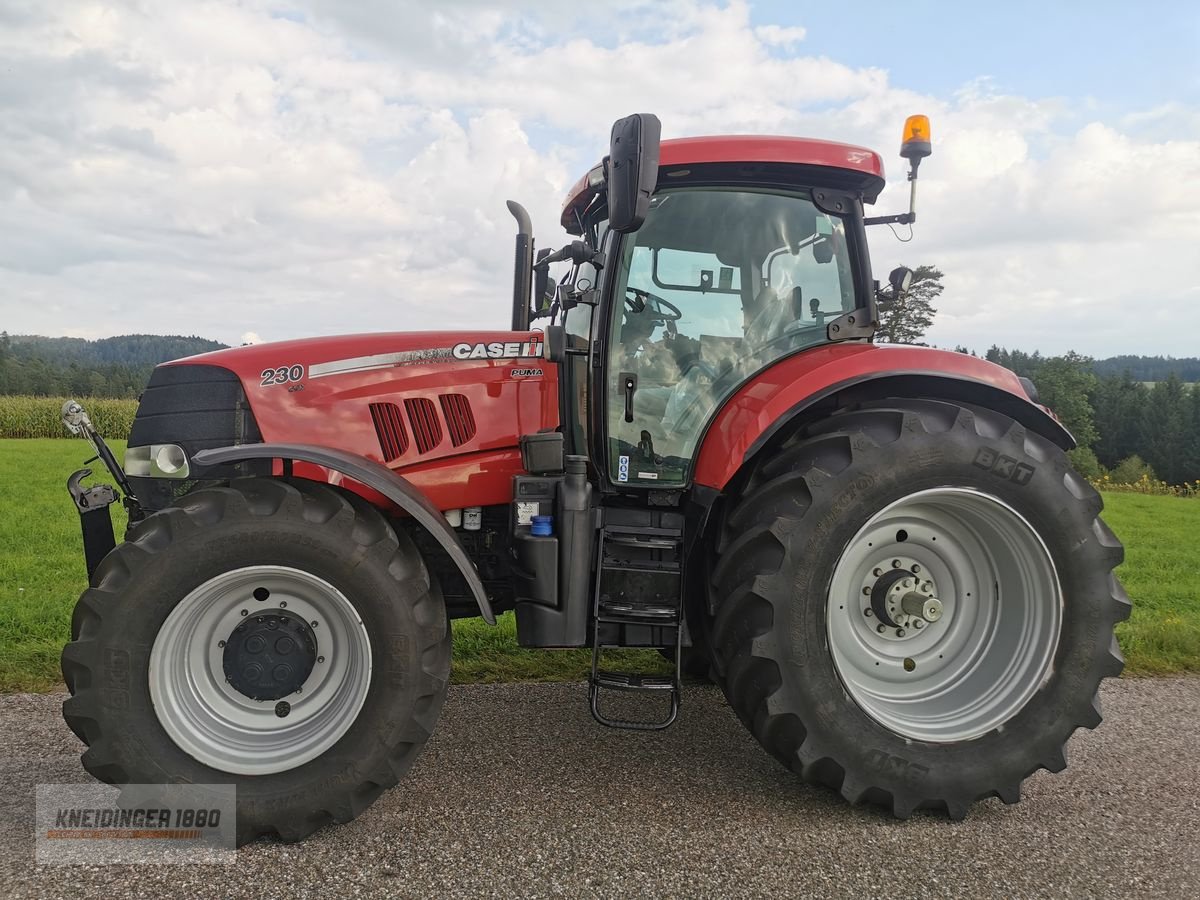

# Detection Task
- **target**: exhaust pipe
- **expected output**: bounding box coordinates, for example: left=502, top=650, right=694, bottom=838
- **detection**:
left=507, top=200, right=533, bottom=331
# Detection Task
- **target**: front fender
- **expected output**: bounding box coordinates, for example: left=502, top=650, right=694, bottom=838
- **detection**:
left=193, top=442, right=495, bottom=624
left=693, top=344, right=1073, bottom=491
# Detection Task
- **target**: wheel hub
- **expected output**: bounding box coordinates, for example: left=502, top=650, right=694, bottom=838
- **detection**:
left=864, top=555, right=942, bottom=637
left=828, top=488, right=1063, bottom=742
left=149, top=565, right=372, bottom=775
left=222, top=611, right=318, bottom=700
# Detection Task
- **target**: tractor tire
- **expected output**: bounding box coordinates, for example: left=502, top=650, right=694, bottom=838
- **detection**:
left=61, top=478, right=450, bottom=844
left=709, top=398, right=1130, bottom=818
left=657, top=646, right=712, bottom=681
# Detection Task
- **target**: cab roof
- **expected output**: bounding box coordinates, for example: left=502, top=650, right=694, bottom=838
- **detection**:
left=561, top=135, right=886, bottom=233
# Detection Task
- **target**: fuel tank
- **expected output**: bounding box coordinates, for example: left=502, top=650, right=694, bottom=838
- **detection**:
left=134, top=330, right=558, bottom=511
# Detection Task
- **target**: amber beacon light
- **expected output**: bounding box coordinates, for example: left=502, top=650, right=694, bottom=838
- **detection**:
left=901, top=115, right=932, bottom=161
left=865, top=114, right=933, bottom=228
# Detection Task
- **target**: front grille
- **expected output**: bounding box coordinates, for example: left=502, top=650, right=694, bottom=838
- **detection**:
left=439, top=393, right=476, bottom=447
left=404, top=397, right=443, bottom=454
left=127, top=362, right=266, bottom=512
left=369, top=402, right=410, bottom=462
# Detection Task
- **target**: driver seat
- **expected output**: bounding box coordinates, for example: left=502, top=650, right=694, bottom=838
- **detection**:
left=742, top=285, right=788, bottom=345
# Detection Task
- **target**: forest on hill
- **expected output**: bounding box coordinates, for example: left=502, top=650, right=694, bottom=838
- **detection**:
left=0, top=332, right=227, bottom=397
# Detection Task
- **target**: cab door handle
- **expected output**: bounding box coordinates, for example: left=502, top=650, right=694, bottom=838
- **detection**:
left=620, top=372, right=637, bottom=423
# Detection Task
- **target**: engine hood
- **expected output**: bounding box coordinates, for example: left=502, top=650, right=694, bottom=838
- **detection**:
left=154, top=330, right=558, bottom=496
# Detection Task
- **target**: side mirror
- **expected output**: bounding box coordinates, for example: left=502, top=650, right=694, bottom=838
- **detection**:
left=607, top=113, right=661, bottom=234
left=889, top=266, right=914, bottom=296
left=533, top=248, right=552, bottom=315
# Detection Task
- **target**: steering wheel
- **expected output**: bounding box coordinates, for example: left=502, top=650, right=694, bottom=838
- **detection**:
left=625, top=287, right=683, bottom=321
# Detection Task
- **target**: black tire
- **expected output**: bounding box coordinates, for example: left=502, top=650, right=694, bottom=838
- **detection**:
left=61, top=478, right=451, bottom=844
left=657, top=646, right=713, bottom=681
left=709, top=398, right=1130, bottom=818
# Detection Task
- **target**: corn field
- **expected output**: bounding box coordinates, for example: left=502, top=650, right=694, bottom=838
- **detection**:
left=0, top=396, right=137, bottom=439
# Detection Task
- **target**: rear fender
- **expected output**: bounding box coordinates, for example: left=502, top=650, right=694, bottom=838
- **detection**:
left=193, top=443, right=495, bottom=624
left=693, top=346, right=1074, bottom=492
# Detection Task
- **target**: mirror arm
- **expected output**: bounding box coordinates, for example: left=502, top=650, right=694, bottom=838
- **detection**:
left=533, top=240, right=604, bottom=271
left=864, top=156, right=922, bottom=226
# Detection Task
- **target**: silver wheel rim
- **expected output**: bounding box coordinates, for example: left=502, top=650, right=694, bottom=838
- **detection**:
left=149, top=566, right=372, bottom=775
left=826, top=488, right=1061, bottom=743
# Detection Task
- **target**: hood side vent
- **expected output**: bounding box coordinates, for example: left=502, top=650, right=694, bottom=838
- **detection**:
left=369, top=402, right=410, bottom=462
left=405, top=397, right=443, bottom=454
left=439, top=393, right=477, bottom=447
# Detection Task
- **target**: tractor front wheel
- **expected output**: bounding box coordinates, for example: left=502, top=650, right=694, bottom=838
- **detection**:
left=710, top=398, right=1130, bottom=817
left=62, top=478, right=450, bottom=844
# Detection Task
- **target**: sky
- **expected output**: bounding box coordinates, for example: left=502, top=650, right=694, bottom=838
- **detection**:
left=1, top=0, right=1198, bottom=357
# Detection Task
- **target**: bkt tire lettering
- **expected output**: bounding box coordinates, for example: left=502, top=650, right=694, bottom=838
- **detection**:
left=973, top=447, right=1036, bottom=485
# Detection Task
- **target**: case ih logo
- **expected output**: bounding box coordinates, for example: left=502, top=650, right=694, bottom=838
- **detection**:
left=451, top=340, right=543, bottom=360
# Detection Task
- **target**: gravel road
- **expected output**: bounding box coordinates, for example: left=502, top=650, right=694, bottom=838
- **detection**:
left=2, top=677, right=1198, bottom=899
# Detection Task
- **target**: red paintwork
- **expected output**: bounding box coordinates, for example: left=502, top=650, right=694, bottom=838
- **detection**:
left=562, top=135, right=887, bottom=231
left=172, top=333, right=1031, bottom=506
left=692, top=343, right=1031, bottom=490
left=173, top=332, right=558, bottom=511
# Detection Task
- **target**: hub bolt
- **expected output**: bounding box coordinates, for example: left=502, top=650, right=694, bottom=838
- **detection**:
left=279, top=601, right=287, bottom=608
left=896, top=629, right=906, bottom=637
left=862, top=586, right=871, bottom=595
left=218, top=640, right=225, bottom=648
left=911, top=564, right=922, bottom=574
left=864, top=608, right=873, bottom=617
left=317, top=656, right=325, bottom=663
left=914, top=620, right=925, bottom=629
left=275, top=701, right=290, bottom=718
left=892, top=559, right=902, bottom=568
left=311, top=621, right=319, bottom=628
left=901, top=592, right=944, bottom=623
left=240, top=610, right=248, bottom=617
left=876, top=624, right=887, bottom=634
left=873, top=568, right=883, bottom=577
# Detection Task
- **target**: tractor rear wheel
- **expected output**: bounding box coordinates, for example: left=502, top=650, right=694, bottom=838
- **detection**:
left=710, top=398, right=1129, bottom=818
left=61, top=478, right=450, bottom=844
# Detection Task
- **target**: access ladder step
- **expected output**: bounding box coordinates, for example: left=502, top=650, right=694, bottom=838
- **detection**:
left=588, top=673, right=680, bottom=731
left=603, top=534, right=679, bottom=549
left=591, top=671, right=676, bottom=691
left=596, top=599, right=680, bottom=625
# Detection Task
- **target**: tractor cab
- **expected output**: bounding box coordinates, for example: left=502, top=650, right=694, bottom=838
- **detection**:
left=515, top=119, right=892, bottom=493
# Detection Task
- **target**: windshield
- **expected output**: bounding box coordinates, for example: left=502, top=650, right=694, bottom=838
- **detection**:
left=606, top=187, right=856, bottom=486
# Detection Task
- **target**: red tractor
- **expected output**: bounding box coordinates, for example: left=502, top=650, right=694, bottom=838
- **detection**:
left=61, top=114, right=1128, bottom=843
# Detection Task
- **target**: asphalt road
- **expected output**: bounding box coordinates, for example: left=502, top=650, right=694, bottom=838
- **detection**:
left=2, top=677, right=1198, bottom=899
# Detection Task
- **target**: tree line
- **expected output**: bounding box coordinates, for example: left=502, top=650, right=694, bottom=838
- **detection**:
left=877, top=267, right=1199, bottom=487
left=978, top=347, right=1199, bottom=485
left=0, top=332, right=226, bottom=398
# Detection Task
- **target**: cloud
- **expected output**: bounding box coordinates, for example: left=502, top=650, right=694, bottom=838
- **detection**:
left=0, top=0, right=1196, bottom=359
left=754, top=24, right=806, bottom=47
left=240, top=331, right=264, bottom=345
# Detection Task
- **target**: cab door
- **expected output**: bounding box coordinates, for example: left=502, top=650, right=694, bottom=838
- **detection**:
left=600, top=186, right=858, bottom=488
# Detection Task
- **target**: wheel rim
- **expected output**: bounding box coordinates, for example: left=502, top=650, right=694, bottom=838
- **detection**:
left=149, top=566, right=372, bottom=775
left=826, top=488, right=1062, bottom=743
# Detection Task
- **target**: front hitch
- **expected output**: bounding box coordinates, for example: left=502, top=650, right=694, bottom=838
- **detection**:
left=62, top=400, right=144, bottom=577
left=67, top=469, right=120, bottom=578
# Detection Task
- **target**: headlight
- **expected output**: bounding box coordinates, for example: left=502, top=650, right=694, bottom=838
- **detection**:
left=125, top=444, right=191, bottom=479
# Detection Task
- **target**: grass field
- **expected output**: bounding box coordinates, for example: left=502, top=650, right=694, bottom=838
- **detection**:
left=1, top=439, right=1197, bottom=691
